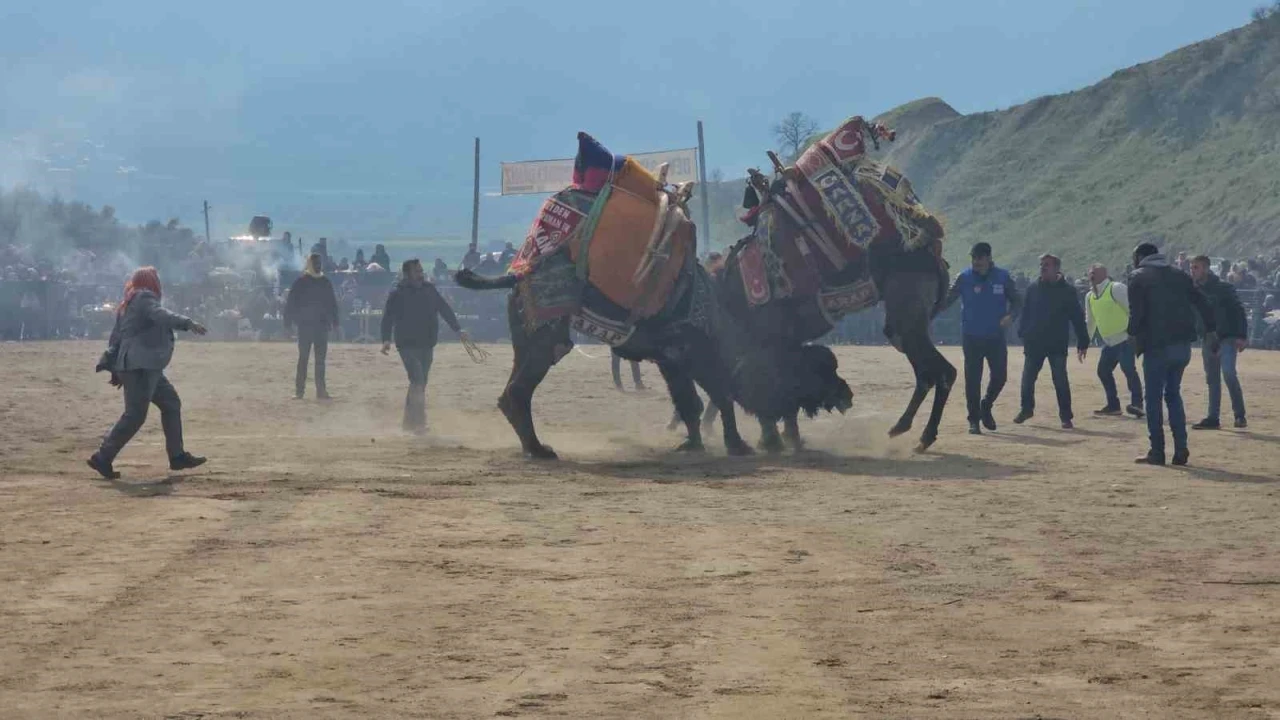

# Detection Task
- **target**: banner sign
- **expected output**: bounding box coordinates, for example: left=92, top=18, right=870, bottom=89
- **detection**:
left=500, top=147, right=698, bottom=196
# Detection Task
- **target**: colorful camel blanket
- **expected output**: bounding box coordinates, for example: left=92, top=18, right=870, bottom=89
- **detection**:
left=735, top=231, right=879, bottom=328
left=752, top=116, right=941, bottom=285
left=508, top=132, right=695, bottom=326
left=736, top=115, right=943, bottom=327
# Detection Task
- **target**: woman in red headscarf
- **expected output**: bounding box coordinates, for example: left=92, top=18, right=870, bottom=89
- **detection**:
left=89, top=267, right=209, bottom=479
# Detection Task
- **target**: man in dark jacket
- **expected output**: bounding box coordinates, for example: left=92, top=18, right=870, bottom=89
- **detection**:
left=1189, top=254, right=1249, bottom=429
left=1128, top=244, right=1217, bottom=465
left=284, top=253, right=340, bottom=400
left=381, top=258, right=468, bottom=433
left=371, top=244, right=391, bottom=271
left=943, top=242, right=1021, bottom=435
left=1014, top=253, right=1089, bottom=429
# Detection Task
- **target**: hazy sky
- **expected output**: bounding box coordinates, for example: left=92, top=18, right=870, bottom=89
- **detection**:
left=0, top=0, right=1264, bottom=242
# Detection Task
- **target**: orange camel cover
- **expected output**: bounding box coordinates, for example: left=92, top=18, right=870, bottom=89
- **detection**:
left=568, top=158, right=694, bottom=317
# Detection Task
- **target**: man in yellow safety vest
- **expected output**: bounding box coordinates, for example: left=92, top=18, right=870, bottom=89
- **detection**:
left=1085, top=263, right=1143, bottom=417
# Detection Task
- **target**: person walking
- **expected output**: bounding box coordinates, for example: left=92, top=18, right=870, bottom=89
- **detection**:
left=1014, top=254, right=1089, bottom=429
left=88, top=267, right=208, bottom=480
left=1084, top=263, right=1144, bottom=418
left=381, top=259, right=469, bottom=434
left=944, top=242, right=1020, bottom=435
left=611, top=352, right=647, bottom=391
left=1127, top=244, right=1217, bottom=465
left=284, top=253, right=340, bottom=400
left=1189, top=254, right=1250, bottom=429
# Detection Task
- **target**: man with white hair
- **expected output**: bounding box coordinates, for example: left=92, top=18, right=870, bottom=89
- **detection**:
left=1084, top=263, right=1143, bottom=418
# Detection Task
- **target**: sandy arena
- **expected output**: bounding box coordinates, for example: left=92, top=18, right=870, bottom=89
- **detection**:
left=1, top=340, right=1278, bottom=718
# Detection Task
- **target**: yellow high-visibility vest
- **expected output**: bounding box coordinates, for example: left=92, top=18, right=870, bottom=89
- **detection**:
left=1087, top=281, right=1128, bottom=340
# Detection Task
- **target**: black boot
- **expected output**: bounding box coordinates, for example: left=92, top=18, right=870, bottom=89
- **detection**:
left=170, top=453, right=207, bottom=471
left=87, top=453, right=120, bottom=480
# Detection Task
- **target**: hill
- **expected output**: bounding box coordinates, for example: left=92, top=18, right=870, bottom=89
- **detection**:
left=703, top=15, right=1280, bottom=274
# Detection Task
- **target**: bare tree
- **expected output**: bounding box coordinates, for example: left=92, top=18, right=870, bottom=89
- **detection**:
left=709, top=167, right=725, bottom=184
left=772, top=112, right=820, bottom=163
left=1253, top=1, right=1280, bottom=21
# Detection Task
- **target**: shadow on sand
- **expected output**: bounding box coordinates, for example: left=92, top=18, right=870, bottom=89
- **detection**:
left=1173, top=465, right=1278, bottom=485
left=101, top=474, right=190, bottom=497
left=1236, top=431, right=1280, bottom=446
left=527, top=447, right=1024, bottom=484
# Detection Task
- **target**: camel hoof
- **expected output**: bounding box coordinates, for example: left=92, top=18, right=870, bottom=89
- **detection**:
left=524, top=444, right=558, bottom=461
left=675, top=439, right=705, bottom=453
left=758, top=436, right=785, bottom=455
left=914, top=435, right=937, bottom=454
left=888, top=422, right=912, bottom=438
left=726, top=441, right=755, bottom=457
left=787, top=438, right=807, bottom=452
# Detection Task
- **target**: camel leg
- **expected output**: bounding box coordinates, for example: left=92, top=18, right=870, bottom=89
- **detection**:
left=688, top=351, right=753, bottom=457
left=757, top=416, right=784, bottom=454
left=888, top=344, right=933, bottom=439
left=883, top=268, right=954, bottom=452
left=498, top=312, right=566, bottom=460
left=657, top=361, right=705, bottom=453
left=884, top=269, right=938, bottom=442
left=783, top=413, right=805, bottom=451
left=917, top=344, right=957, bottom=453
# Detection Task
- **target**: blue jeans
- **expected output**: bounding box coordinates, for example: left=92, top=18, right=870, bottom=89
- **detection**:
left=1098, top=341, right=1142, bottom=408
left=398, top=346, right=435, bottom=430
left=1142, top=343, right=1191, bottom=455
left=1203, top=343, right=1246, bottom=423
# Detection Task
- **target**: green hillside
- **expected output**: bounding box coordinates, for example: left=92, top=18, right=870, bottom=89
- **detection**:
left=703, top=15, right=1280, bottom=274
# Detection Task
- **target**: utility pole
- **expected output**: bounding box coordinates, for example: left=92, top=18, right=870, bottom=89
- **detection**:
left=696, top=121, right=711, bottom=248
left=471, top=137, right=481, bottom=253
left=202, top=200, right=212, bottom=243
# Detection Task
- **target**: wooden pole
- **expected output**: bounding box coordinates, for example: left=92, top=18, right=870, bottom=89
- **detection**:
left=203, top=200, right=212, bottom=243
left=471, top=137, right=480, bottom=252
left=697, top=121, right=710, bottom=249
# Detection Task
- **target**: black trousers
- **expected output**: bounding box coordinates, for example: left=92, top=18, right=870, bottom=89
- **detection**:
left=962, top=336, right=1008, bottom=422
left=99, top=369, right=184, bottom=462
left=1021, top=348, right=1073, bottom=421
left=296, top=326, right=329, bottom=396
left=398, top=345, right=435, bottom=430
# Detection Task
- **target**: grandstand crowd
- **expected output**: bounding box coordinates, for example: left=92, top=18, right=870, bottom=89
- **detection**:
left=3, top=236, right=1279, bottom=349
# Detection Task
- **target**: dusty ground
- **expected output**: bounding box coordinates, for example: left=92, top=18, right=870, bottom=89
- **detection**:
left=1, top=339, right=1278, bottom=719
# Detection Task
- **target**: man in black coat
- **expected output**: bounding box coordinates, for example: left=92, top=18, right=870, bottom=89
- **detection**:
left=1128, top=244, right=1217, bottom=465
left=1014, top=253, right=1089, bottom=429
left=1188, top=255, right=1250, bottom=429
left=284, top=253, right=340, bottom=399
left=381, top=259, right=469, bottom=433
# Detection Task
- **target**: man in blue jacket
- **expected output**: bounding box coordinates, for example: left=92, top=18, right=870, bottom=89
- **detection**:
left=944, top=242, right=1021, bottom=435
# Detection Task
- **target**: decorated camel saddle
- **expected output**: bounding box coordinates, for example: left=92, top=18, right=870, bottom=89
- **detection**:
left=506, top=133, right=700, bottom=345
left=734, top=115, right=945, bottom=332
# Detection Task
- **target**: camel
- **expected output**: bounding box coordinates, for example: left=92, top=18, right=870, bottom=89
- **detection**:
left=457, top=263, right=757, bottom=459
left=718, top=117, right=955, bottom=452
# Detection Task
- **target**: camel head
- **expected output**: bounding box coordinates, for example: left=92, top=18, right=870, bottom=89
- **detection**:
left=795, top=344, right=853, bottom=418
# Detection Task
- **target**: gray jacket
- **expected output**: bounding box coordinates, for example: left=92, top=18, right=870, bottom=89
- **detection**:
left=99, top=291, right=195, bottom=372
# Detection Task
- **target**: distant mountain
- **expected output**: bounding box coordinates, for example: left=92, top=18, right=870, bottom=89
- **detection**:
left=704, top=15, right=1280, bottom=272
